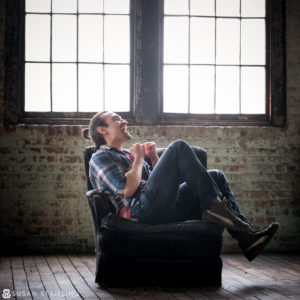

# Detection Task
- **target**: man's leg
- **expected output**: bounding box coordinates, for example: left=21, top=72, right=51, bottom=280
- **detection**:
left=208, top=169, right=279, bottom=262
left=134, top=140, right=251, bottom=232
left=172, top=182, right=202, bottom=222
left=208, top=169, right=251, bottom=238
left=170, top=170, right=250, bottom=226
left=135, top=140, right=220, bottom=224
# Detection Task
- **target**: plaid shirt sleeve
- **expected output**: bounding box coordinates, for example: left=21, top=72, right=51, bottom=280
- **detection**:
left=89, top=151, right=126, bottom=196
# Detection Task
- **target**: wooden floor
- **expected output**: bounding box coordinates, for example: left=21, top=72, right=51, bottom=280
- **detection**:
left=0, top=254, right=299, bottom=300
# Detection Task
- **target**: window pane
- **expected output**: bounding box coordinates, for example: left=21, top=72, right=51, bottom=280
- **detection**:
left=164, top=17, right=189, bottom=64
left=164, top=0, right=188, bottom=15
left=79, top=15, right=103, bottom=62
left=216, top=66, right=239, bottom=113
left=216, top=0, right=239, bottom=16
left=190, top=66, right=215, bottom=113
left=105, top=65, right=129, bottom=112
left=241, top=67, right=265, bottom=113
left=216, top=19, right=240, bottom=65
left=52, top=15, right=77, bottom=62
left=104, top=0, right=129, bottom=14
left=241, top=19, right=265, bottom=65
left=104, top=16, right=129, bottom=63
left=164, top=66, right=188, bottom=113
left=190, top=17, right=215, bottom=64
left=25, top=15, right=50, bottom=61
left=79, top=64, right=103, bottom=112
left=191, top=0, right=214, bottom=16
left=79, top=0, right=103, bottom=13
left=25, top=63, right=50, bottom=111
left=52, top=0, right=76, bottom=13
left=241, top=0, right=265, bottom=17
left=52, top=64, right=77, bottom=111
left=26, top=0, right=50, bottom=12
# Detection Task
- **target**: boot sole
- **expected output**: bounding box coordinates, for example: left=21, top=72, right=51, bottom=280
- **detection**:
left=243, top=222, right=280, bottom=261
left=203, top=210, right=253, bottom=233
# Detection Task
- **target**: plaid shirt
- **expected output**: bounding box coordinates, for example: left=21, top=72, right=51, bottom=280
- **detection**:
left=89, top=145, right=152, bottom=214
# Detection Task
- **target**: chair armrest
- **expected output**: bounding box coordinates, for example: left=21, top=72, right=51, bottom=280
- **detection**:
left=86, top=189, right=116, bottom=234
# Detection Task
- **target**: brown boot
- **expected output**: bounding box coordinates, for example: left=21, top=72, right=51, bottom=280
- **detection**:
left=237, top=222, right=279, bottom=261
left=202, top=196, right=253, bottom=232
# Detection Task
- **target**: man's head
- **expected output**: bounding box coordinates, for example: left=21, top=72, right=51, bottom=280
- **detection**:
left=88, top=111, right=131, bottom=149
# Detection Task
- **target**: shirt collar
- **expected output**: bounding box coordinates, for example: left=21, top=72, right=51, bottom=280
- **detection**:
left=99, top=144, right=128, bottom=154
left=100, top=144, right=113, bottom=150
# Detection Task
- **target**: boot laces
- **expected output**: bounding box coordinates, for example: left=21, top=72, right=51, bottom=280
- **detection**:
left=221, top=196, right=239, bottom=216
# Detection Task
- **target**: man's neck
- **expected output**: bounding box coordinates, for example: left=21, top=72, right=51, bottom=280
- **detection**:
left=107, top=140, right=123, bottom=151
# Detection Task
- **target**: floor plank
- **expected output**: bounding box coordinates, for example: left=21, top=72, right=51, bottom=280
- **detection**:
left=33, top=256, right=66, bottom=300
left=11, top=256, right=32, bottom=300
left=45, top=256, right=80, bottom=300
left=23, top=256, right=49, bottom=300
left=56, top=255, right=102, bottom=299
left=0, top=254, right=299, bottom=300
left=0, top=257, right=16, bottom=300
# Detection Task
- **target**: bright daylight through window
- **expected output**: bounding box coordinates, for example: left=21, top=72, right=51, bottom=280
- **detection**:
left=25, top=0, right=130, bottom=113
left=21, top=0, right=283, bottom=125
left=163, top=0, right=266, bottom=115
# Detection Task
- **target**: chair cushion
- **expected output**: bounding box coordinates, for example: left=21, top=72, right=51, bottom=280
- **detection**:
left=99, top=213, right=223, bottom=259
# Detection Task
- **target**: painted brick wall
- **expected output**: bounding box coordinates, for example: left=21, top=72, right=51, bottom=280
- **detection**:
left=0, top=1, right=299, bottom=254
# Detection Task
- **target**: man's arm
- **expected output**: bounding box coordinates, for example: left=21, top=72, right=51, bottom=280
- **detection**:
left=123, top=143, right=145, bottom=198
left=143, top=142, right=159, bottom=168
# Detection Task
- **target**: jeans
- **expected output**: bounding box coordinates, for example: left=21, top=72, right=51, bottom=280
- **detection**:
left=132, top=140, right=251, bottom=239
left=173, top=169, right=251, bottom=239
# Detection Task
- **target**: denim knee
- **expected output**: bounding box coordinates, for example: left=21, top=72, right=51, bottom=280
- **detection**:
left=208, top=169, right=227, bottom=187
left=170, top=139, right=189, bottom=148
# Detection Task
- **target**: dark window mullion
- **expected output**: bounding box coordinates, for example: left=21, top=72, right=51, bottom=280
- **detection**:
left=164, top=14, right=265, bottom=20
left=265, top=0, right=271, bottom=119
left=24, top=61, right=130, bottom=65
left=239, top=0, right=242, bottom=114
left=76, top=0, right=79, bottom=112
left=102, top=63, right=105, bottom=111
left=214, top=0, right=217, bottom=114
left=50, top=0, right=53, bottom=112
left=102, top=4, right=105, bottom=111
left=164, top=63, right=265, bottom=67
left=188, top=0, right=191, bottom=114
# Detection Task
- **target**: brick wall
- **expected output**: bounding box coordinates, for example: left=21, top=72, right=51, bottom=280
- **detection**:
left=0, top=1, right=299, bottom=254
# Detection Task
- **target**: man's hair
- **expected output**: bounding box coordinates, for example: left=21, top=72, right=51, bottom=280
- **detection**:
left=82, top=111, right=108, bottom=149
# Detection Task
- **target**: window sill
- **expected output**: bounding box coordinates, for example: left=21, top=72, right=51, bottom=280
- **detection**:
left=16, top=112, right=283, bottom=127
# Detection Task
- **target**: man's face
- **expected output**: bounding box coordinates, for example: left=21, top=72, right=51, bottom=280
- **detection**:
left=101, top=112, right=132, bottom=143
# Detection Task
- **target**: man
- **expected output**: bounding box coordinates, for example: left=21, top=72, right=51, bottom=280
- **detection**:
left=86, top=111, right=279, bottom=262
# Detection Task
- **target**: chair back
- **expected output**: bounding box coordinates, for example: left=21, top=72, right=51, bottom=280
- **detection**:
left=83, top=146, right=97, bottom=191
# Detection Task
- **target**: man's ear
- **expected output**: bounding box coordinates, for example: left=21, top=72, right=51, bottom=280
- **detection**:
left=97, top=126, right=108, bottom=136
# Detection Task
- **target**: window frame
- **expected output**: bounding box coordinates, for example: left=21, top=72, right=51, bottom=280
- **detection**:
left=157, top=0, right=285, bottom=126
left=4, top=0, right=286, bottom=126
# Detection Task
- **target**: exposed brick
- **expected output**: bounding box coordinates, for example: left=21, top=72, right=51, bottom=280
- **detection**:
left=64, top=218, right=73, bottom=225
left=56, top=193, right=77, bottom=199
left=60, top=156, right=82, bottom=163
left=44, top=146, right=69, bottom=154
left=47, top=156, right=57, bottom=163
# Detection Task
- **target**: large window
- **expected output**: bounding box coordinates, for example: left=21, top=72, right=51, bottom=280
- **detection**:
left=4, top=0, right=286, bottom=125
left=163, top=0, right=266, bottom=115
left=25, top=0, right=130, bottom=113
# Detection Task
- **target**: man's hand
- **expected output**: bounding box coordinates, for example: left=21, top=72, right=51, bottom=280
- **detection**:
left=129, top=143, right=145, bottom=162
left=124, top=143, right=145, bottom=198
left=143, top=142, right=159, bottom=167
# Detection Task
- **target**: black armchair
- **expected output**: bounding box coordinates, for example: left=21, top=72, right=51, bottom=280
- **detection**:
left=84, top=145, right=223, bottom=287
